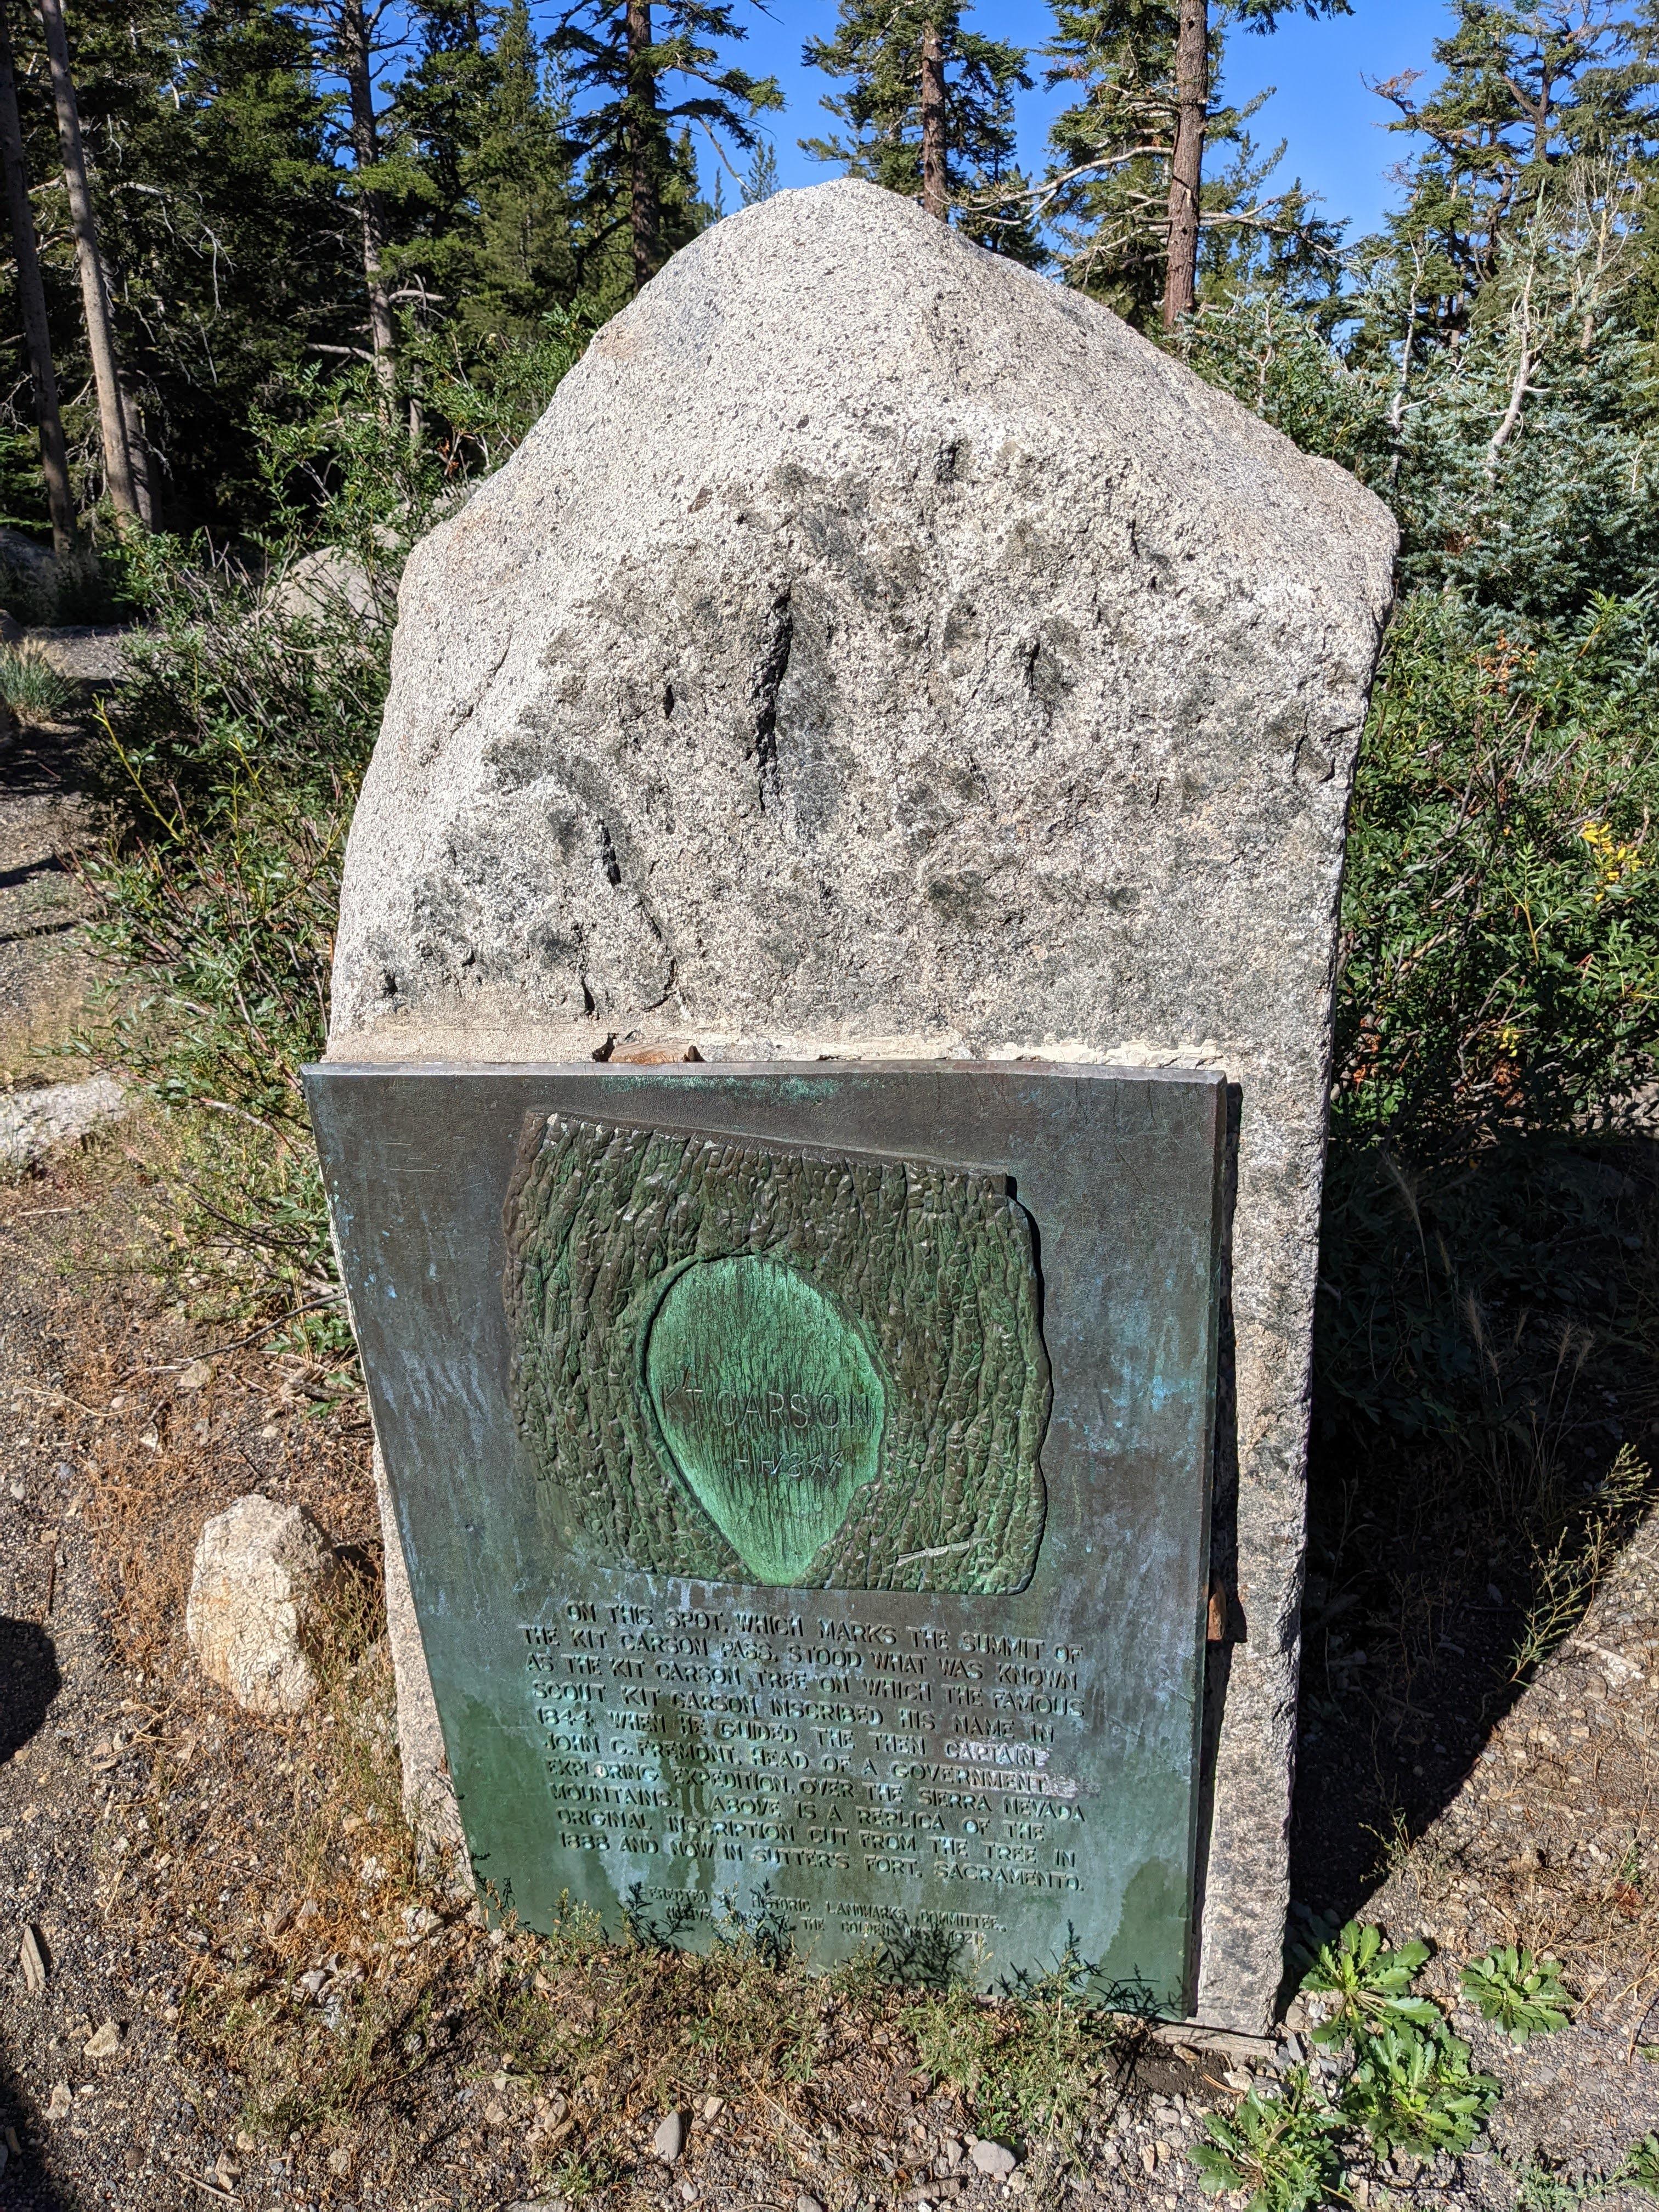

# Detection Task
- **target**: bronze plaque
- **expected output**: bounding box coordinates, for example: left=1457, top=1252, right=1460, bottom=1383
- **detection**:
left=307, top=1061, right=1224, bottom=2008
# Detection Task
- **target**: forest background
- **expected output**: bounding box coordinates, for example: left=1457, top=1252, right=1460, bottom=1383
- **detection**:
left=1, top=0, right=1656, bottom=1692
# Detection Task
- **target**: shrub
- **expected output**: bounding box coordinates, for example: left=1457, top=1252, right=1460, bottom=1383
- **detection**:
left=77, top=323, right=587, bottom=1331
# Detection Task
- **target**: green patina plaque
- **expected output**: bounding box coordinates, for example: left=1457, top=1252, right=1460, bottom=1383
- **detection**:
left=503, top=1116, right=1050, bottom=1594
left=307, top=1062, right=1226, bottom=2012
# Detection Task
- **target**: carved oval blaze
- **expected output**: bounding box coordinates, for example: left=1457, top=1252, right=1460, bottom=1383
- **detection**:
left=643, top=1256, right=885, bottom=1585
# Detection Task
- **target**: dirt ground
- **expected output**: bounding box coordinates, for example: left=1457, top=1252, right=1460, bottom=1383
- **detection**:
left=5, top=693, right=1659, bottom=2212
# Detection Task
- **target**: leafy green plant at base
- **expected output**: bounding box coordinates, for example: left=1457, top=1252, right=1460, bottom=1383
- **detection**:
left=0, top=641, right=72, bottom=725
left=1460, top=1946, right=1573, bottom=2044
left=1191, top=2070, right=1345, bottom=2212
left=1296, top=1920, right=1441, bottom=2044
left=1339, top=2023, right=1500, bottom=2159
left=1620, top=2136, right=1659, bottom=2196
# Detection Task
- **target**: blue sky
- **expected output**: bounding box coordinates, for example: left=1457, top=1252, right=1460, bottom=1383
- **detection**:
left=699, top=1, right=1455, bottom=246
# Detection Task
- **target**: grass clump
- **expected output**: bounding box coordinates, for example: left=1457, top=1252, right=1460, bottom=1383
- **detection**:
left=0, top=639, right=73, bottom=724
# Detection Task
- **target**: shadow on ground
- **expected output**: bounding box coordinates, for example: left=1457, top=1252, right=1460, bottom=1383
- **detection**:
left=0, top=1621, right=72, bottom=2208
left=0, top=718, right=96, bottom=803
left=0, top=1616, right=59, bottom=1762
left=1288, top=1131, right=1659, bottom=1939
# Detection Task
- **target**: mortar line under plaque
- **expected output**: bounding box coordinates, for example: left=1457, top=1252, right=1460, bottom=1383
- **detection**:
left=307, top=1059, right=1226, bottom=2012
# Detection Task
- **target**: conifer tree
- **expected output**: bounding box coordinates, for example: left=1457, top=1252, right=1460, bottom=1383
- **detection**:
left=550, top=3, right=779, bottom=295
left=1370, top=0, right=1648, bottom=331
left=0, top=0, right=73, bottom=545
left=66, top=0, right=356, bottom=519
left=1042, top=0, right=1352, bottom=325
left=1043, top=0, right=1341, bottom=323
left=802, top=2, right=1041, bottom=259
left=464, top=0, right=580, bottom=338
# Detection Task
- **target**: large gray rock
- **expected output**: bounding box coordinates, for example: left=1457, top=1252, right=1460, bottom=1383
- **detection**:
left=329, top=179, right=1396, bottom=2029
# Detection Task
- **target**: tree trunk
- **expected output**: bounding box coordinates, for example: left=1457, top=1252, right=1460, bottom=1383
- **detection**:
left=35, top=0, right=141, bottom=520
left=1162, top=0, right=1207, bottom=329
left=0, top=0, right=73, bottom=549
left=627, top=0, right=657, bottom=294
left=339, top=0, right=395, bottom=382
left=919, top=19, right=947, bottom=222
left=121, top=381, right=154, bottom=525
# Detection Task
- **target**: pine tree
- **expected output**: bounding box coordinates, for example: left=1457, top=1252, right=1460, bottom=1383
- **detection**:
left=462, top=0, right=580, bottom=339
left=801, top=2, right=1041, bottom=259
left=550, top=3, right=779, bottom=296
left=740, top=132, right=777, bottom=204
left=1370, top=1, right=1649, bottom=337
left=1041, top=0, right=1342, bottom=323
left=64, top=0, right=357, bottom=520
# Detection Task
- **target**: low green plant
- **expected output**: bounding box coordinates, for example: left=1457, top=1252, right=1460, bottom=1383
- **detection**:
left=903, top=1961, right=1125, bottom=2148
left=1296, top=1918, right=1441, bottom=2044
left=1459, top=1946, right=1573, bottom=2045
left=1190, top=1920, right=1515, bottom=2199
left=1339, top=2023, right=1501, bottom=2159
left=1190, top=2070, right=1345, bottom=2212
left=1515, top=2137, right=1659, bottom=2207
left=0, top=640, right=72, bottom=724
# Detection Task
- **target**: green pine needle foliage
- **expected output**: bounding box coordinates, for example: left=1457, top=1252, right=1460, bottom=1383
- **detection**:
left=1459, top=1947, right=1574, bottom=2045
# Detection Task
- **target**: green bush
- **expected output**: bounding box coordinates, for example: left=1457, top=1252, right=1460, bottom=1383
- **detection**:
left=78, top=324, right=586, bottom=1330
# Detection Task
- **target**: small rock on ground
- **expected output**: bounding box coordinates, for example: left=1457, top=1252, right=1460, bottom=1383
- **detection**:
left=970, top=2140, right=1020, bottom=2179
left=185, top=1492, right=341, bottom=1713
left=0, top=1075, right=125, bottom=1167
left=653, top=2110, right=686, bottom=2163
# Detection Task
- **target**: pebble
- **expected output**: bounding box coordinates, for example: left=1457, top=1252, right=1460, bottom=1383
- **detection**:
left=970, top=2141, right=1019, bottom=2180
left=797, top=2196, right=826, bottom=2212
left=703, top=2095, right=724, bottom=2120
left=46, top=2084, right=71, bottom=2121
left=82, top=2021, right=121, bottom=2059
left=653, top=2111, right=686, bottom=2164
left=1139, top=2145, right=1158, bottom=2177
